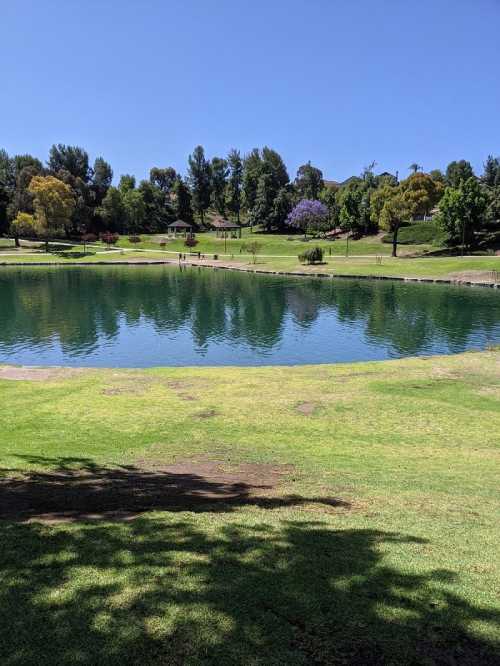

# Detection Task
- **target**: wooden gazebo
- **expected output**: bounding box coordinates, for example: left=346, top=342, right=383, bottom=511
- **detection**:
left=167, top=220, right=193, bottom=237
left=211, top=217, right=242, bottom=238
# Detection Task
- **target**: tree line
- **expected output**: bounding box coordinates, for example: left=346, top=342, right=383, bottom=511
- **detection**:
left=1, top=144, right=499, bottom=254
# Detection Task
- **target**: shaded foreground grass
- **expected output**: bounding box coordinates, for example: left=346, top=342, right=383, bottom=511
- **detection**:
left=0, top=352, right=499, bottom=664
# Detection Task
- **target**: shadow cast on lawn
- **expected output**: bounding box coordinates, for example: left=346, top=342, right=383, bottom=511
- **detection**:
left=1, top=519, right=499, bottom=665
left=0, top=456, right=349, bottom=521
left=1, top=456, right=499, bottom=664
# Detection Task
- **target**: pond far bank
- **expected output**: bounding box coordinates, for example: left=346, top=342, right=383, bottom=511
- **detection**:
left=1, top=248, right=500, bottom=287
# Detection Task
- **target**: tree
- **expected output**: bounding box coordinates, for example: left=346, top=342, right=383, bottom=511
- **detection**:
left=138, top=180, right=170, bottom=233
left=485, top=186, right=500, bottom=223
left=118, top=174, right=136, bottom=193
left=149, top=167, right=177, bottom=194
left=97, top=187, right=124, bottom=232
left=261, top=147, right=289, bottom=191
left=370, top=184, right=397, bottom=230
left=435, top=177, right=487, bottom=253
left=319, top=185, right=339, bottom=228
left=242, top=148, right=263, bottom=212
left=173, top=177, right=194, bottom=224
left=28, top=175, right=75, bottom=251
left=379, top=188, right=414, bottom=257
left=338, top=189, right=362, bottom=237
left=0, top=149, right=14, bottom=235
left=210, top=157, right=228, bottom=216
left=92, top=157, right=113, bottom=205
left=408, top=163, right=422, bottom=174
left=339, top=189, right=362, bottom=255
left=226, top=149, right=243, bottom=223
left=482, top=155, right=500, bottom=188
left=7, top=164, right=42, bottom=225
left=10, top=212, right=35, bottom=247
left=48, top=144, right=90, bottom=182
left=295, top=162, right=324, bottom=200
left=13, top=154, right=43, bottom=176
left=241, top=240, right=262, bottom=264
left=122, top=188, right=146, bottom=233
left=400, top=172, right=444, bottom=218
left=188, top=145, right=211, bottom=225
left=55, top=169, right=94, bottom=237
left=249, top=173, right=274, bottom=230
left=270, top=187, right=293, bottom=231
left=429, top=169, right=446, bottom=185
left=286, top=199, right=329, bottom=239
left=446, top=160, right=474, bottom=188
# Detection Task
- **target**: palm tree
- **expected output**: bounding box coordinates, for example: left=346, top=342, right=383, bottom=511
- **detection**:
left=408, top=163, right=422, bottom=174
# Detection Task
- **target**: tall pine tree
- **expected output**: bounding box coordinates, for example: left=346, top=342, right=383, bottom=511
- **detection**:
left=188, top=145, right=211, bottom=225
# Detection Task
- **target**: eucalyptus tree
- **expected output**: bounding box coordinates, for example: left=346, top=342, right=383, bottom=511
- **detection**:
left=295, top=162, right=324, bottom=200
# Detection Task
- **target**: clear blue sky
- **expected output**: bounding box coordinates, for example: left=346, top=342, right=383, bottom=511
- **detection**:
left=1, top=0, right=499, bottom=183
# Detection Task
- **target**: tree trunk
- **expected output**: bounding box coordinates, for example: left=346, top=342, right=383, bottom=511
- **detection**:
left=45, top=239, right=49, bottom=253
left=392, top=226, right=399, bottom=257
left=14, top=235, right=20, bottom=248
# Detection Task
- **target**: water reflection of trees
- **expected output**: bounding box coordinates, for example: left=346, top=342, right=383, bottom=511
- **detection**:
left=0, top=267, right=499, bottom=360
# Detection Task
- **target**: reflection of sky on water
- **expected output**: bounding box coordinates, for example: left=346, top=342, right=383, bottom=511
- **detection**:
left=1, top=266, right=499, bottom=367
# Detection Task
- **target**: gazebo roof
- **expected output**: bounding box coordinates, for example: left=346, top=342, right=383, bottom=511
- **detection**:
left=211, top=217, right=241, bottom=229
left=168, top=220, right=192, bottom=228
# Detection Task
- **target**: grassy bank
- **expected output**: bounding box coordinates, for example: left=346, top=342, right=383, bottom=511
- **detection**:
left=1, top=240, right=499, bottom=284
left=1, top=351, right=499, bottom=663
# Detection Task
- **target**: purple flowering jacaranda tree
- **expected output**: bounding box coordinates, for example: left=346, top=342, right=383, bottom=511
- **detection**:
left=286, top=199, right=329, bottom=238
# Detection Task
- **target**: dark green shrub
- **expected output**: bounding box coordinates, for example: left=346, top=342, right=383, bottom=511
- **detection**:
left=299, top=246, right=324, bottom=264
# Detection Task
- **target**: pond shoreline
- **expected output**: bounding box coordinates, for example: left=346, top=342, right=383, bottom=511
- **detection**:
left=2, top=255, right=500, bottom=288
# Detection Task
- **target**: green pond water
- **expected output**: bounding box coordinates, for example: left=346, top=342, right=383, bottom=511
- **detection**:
left=0, top=265, right=499, bottom=367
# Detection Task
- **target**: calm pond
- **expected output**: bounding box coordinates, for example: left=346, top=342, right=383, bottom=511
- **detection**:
left=1, top=265, right=499, bottom=367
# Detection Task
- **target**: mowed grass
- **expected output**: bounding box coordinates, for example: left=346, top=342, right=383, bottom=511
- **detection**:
left=115, top=228, right=430, bottom=256
left=1, top=351, right=499, bottom=664
left=1, top=232, right=499, bottom=283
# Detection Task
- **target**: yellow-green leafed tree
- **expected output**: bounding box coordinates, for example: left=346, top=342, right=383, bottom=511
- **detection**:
left=379, top=189, right=414, bottom=257
left=28, top=175, right=75, bottom=252
left=10, top=212, right=36, bottom=247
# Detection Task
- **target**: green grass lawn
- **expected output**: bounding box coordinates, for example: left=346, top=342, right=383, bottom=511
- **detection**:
left=1, top=351, right=499, bottom=664
left=1, top=239, right=499, bottom=284
left=114, top=228, right=434, bottom=257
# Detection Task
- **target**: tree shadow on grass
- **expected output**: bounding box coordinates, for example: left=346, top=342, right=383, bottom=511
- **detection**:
left=0, top=516, right=498, bottom=665
left=0, top=456, right=350, bottom=521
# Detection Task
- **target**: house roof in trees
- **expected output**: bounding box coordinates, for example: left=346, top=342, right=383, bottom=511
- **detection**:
left=168, top=220, right=192, bottom=228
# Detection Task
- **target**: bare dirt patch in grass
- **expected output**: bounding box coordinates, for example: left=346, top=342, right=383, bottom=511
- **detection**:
left=167, top=378, right=207, bottom=402
left=0, top=366, right=82, bottom=381
left=195, top=408, right=218, bottom=419
left=0, top=457, right=350, bottom=523
left=295, top=402, right=318, bottom=416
